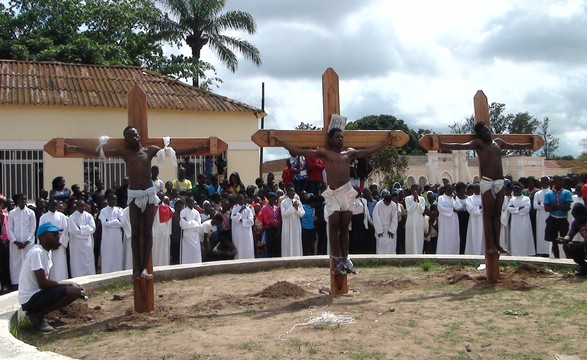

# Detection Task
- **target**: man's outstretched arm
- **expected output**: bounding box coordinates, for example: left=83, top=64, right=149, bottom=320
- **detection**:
left=355, top=131, right=394, bottom=158
left=439, top=139, right=478, bottom=150
left=272, top=136, right=318, bottom=158
left=496, top=138, right=534, bottom=150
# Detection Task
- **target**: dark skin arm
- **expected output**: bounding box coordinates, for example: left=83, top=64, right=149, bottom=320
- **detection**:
left=34, top=269, right=84, bottom=291
left=273, top=132, right=393, bottom=158
left=544, top=202, right=571, bottom=212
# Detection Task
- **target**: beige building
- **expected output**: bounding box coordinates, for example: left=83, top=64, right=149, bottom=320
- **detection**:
left=0, top=60, right=265, bottom=199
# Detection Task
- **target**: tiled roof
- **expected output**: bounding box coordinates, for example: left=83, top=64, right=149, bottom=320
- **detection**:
left=262, top=158, right=288, bottom=174
left=0, top=60, right=265, bottom=117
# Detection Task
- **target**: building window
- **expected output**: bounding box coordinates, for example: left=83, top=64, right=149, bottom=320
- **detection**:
left=0, top=150, right=43, bottom=200
left=83, top=158, right=127, bottom=191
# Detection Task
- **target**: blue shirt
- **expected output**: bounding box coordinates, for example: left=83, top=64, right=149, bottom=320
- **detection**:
left=300, top=204, right=315, bottom=230
left=543, top=188, right=573, bottom=217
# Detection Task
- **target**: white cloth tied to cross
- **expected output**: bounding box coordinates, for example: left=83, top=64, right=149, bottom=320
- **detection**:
left=96, top=136, right=111, bottom=158
left=156, top=136, right=177, bottom=167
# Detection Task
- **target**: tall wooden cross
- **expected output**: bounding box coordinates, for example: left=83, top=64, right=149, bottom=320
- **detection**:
left=45, top=85, right=228, bottom=312
left=251, top=68, right=409, bottom=295
left=418, top=90, right=544, bottom=282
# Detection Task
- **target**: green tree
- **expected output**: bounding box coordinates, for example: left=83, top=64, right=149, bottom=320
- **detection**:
left=369, top=147, right=408, bottom=187
left=1, top=0, right=169, bottom=66
left=295, top=122, right=321, bottom=131
left=507, top=112, right=539, bottom=156
left=538, top=117, right=559, bottom=159
left=159, top=0, right=261, bottom=87
left=345, top=114, right=415, bottom=185
left=346, top=114, right=424, bottom=155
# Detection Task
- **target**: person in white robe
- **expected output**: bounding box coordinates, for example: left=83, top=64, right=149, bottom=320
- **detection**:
left=499, top=182, right=512, bottom=253
left=180, top=197, right=202, bottom=264
left=533, top=176, right=551, bottom=256
left=152, top=197, right=173, bottom=266
left=372, top=190, right=398, bottom=254
left=507, top=182, right=535, bottom=256
left=465, top=184, right=484, bottom=255
left=98, top=195, right=124, bottom=273
left=8, top=194, right=36, bottom=286
left=231, top=194, right=256, bottom=259
left=280, top=187, right=305, bottom=257
left=39, top=199, right=69, bottom=280
left=121, top=206, right=133, bottom=270
left=404, top=185, right=426, bottom=254
left=436, top=187, right=461, bottom=254
left=67, top=199, right=96, bottom=277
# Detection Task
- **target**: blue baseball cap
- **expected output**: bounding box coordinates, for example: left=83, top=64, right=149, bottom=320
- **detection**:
left=36, top=222, right=63, bottom=237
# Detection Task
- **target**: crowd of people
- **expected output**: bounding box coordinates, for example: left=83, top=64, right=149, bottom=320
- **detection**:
left=2, top=164, right=587, bottom=298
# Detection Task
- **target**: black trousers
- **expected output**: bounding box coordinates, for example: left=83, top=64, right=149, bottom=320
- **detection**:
left=265, top=227, right=281, bottom=257
left=0, top=241, right=10, bottom=290
left=545, top=216, right=569, bottom=258
left=563, top=242, right=586, bottom=270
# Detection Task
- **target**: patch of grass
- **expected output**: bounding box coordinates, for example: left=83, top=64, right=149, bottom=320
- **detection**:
left=189, top=353, right=226, bottom=360
left=80, top=332, right=101, bottom=346
left=497, top=350, right=546, bottom=360
left=418, top=261, right=442, bottom=272
left=349, top=346, right=385, bottom=360
left=9, top=313, right=27, bottom=338
left=240, top=309, right=256, bottom=317
left=235, top=340, right=261, bottom=351
left=94, top=280, right=132, bottom=294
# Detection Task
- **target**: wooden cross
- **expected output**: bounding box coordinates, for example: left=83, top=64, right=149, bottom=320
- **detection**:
left=251, top=68, right=409, bottom=295
left=419, top=90, right=544, bottom=282
left=45, top=85, right=228, bottom=313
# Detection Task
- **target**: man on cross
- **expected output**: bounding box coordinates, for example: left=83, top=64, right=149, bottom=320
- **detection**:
left=67, top=126, right=206, bottom=278
left=274, top=128, right=391, bottom=275
left=440, top=122, right=535, bottom=255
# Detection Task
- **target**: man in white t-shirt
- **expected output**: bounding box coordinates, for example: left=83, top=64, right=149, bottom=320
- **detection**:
left=18, top=222, right=84, bottom=332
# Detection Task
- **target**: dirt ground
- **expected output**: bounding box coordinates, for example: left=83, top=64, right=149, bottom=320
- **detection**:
left=16, top=263, right=587, bottom=360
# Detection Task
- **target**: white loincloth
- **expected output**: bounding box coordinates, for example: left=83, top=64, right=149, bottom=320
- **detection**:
left=479, top=176, right=504, bottom=198
left=127, top=186, right=160, bottom=213
left=322, top=182, right=358, bottom=214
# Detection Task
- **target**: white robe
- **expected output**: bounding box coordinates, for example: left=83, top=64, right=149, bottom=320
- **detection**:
left=533, top=189, right=550, bottom=255
left=98, top=205, right=124, bottom=273
left=507, top=195, right=535, bottom=256
left=121, top=207, right=133, bottom=270
left=500, top=195, right=511, bottom=253
left=152, top=205, right=172, bottom=266
left=68, top=210, right=96, bottom=277
left=180, top=207, right=202, bottom=264
left=280, top=198, right=305, bottom=257
left=372, top=200, right=398, bottom=254
left=39, top=211, right=70, bottom=281
left=404, top=195, right=425, bottom=254
left=8, top=206, right=36, bottom=285
left=437, top=194, right=461, bottom=254
left=231, top=204, right=255, bottom=259
left=465, top=194, right=483, bottom=255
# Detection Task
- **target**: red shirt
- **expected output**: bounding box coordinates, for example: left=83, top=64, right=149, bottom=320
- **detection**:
left=281, top=167, right=294, bottom=185
left=261, top=204, right=280, bottom=229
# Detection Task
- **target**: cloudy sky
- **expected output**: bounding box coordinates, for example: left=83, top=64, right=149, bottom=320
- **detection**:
left=179, top=0, right=587, bottom=160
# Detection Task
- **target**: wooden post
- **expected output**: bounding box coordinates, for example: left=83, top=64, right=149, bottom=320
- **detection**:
left=251, top=68, right=409, bottom=295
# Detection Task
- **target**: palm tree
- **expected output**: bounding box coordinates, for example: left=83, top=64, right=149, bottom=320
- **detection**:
left=160, top=0, right=261, bottom=87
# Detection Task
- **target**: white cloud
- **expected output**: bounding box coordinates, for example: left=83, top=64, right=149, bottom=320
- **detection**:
left=187, top=0, right=587, bottom=159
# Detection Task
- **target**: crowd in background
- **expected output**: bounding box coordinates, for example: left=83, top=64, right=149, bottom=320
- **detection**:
left=2, top=156, right=587, bottom=294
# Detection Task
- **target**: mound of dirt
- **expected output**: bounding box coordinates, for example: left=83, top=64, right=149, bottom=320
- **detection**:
left=46, top=302, right=97, bottom=325
left=255, top=281, right=308, bottom=299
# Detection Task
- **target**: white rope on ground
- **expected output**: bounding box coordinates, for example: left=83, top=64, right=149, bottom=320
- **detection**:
left=278, top=306, right=355, bottom=340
